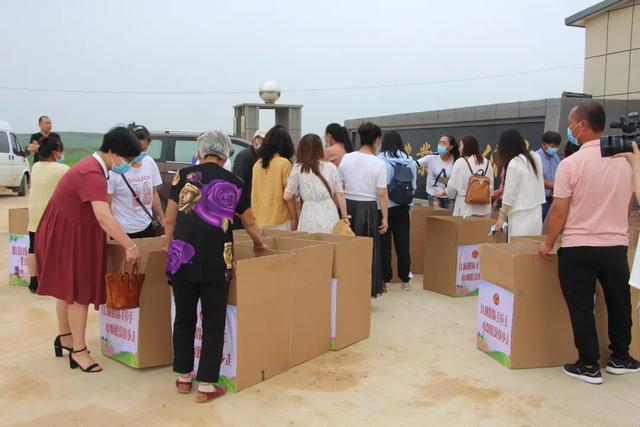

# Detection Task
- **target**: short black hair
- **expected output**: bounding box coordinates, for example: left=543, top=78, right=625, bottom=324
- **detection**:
left=38, top=116, right=50, bottom=124
left=38, top=137, right=63, bottom=159
left=127, top=122, right=151, bottom=141
left=574, top=101, right=606, bottom=133
left=99, top=126, right=141, bottom=158
left=542, top=131, right=562, bottom=145
left=358, top=122, right=381, bottom=147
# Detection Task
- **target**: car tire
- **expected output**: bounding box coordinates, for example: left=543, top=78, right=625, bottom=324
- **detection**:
left=17, top=175, right=27, bottom=197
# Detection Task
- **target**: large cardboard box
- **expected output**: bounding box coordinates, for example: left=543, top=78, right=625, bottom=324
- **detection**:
left=478, top=242, right=577, bottom=368
left=410, top=205, right=450, bottom=275
left=291, top=233, right=373, bottom=350
left=237, top=236, right=334, bottom=368
left=8, top=208, right=29, bottom=287
left=423, top=216, right=507, bottom=297
left=233, top=228, right=305, bottom=243
left=171, top=247, right=295, bottom=392
left=100, top=237, right=173, bottom=368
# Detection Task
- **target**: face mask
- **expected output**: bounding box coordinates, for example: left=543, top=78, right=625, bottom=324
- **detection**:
left=545, top=147, right=559, bottom=156
left=111, top=156, right=131, bottom=175
left=56, top=154, right=65, bottom=163
left=255, top=144, right=261, bottom=151
left=567, top=127, right=579, bottom=146
left=437, top=146, right=448, bottom=156
left=132, top=151, right=147, bottom=163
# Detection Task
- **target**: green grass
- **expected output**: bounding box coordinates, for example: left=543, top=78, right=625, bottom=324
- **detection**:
left=17, top=132, right=102, bottom=166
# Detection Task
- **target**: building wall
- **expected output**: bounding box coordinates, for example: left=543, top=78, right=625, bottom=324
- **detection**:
left=583, top=0, right=640, bottom=100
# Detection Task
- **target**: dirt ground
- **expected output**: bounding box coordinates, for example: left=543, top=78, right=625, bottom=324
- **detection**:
left=0, top=193, right=638, bottom=427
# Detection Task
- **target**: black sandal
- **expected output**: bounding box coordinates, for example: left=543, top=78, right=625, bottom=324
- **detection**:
left=69, top=347, right=102, bottom=373
left=54, top=333, right=73, bottom=357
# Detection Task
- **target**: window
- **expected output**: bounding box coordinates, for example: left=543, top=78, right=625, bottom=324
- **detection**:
left=0, top=132, right=10, bottom=154
left=229, top=142, right=246, bottom=165
left=147, top=139, right=163, bottom=160
left=11, top=134, right=23, bottom=156
left=173, top=139, right=197, bottom=164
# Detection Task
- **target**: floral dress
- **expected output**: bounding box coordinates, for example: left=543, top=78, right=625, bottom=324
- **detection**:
left=285, top=161, right=342, bottom=233
left=166, top=163, right=250, bottom=284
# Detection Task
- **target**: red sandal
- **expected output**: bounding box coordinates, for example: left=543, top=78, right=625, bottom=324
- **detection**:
left=175, top=379, right=193, bottom=394
left=195, top=385, right=226, bottom=403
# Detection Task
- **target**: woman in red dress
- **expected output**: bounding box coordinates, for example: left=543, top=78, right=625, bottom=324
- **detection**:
left=36, top=127, right=142, bottom=373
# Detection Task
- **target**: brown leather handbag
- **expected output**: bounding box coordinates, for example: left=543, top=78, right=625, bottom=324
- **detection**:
left=105, top=263, right=145, bottom=309
left=463, top=157, right=491, bottom=205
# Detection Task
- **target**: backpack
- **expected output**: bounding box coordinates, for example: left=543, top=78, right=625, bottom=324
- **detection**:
left=388, top=162, right=414, bottom=205
left=463, top=157, right=491, bottom=205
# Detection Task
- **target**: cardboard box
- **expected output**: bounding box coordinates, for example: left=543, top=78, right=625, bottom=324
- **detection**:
left=171, top=247, right=294, bottom=392
left=291, top=233, right=373, bottom=351
left=8, top=208, right=29, bottom=287
left=410, top=205, right=450, bottom=275
left=237, top=237, right=334, bottom=368
left=423, top=216, right=507, bottom=297
left=100, top=237, right=173, bottom=368
left=233, top=228, right=306, bottom=243
left=629, top=225, right=640, bottom=249
left=478, top=242, right=577, bottom=368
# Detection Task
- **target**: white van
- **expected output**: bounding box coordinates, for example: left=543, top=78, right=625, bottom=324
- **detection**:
left=0, top=121, right=30, bottom=196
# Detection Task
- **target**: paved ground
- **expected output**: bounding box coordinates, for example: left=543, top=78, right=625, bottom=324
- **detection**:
left=0, top=193, right=638, bottom=427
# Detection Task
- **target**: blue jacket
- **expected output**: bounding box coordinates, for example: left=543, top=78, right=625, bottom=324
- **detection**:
left=377, top=151, right=418, bottom=208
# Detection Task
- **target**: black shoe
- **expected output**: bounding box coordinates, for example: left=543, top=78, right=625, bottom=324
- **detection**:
left=606, top=356, right=640, bottom=375
left=563, top=361, right=603, bottom=384
left=28, top=277, right=38, bottom=294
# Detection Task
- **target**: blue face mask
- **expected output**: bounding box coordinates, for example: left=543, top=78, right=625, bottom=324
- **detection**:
left=567, top=127, right=579, bottom=146
left=545, top=147, right=559, bottom=156
left=437, top=145, right=448, bottom=156
left=56, top=154, right=65, bottom=163
left=132, top=151, right=147, bottom=163
left=111, top=156, right=131, bottom=175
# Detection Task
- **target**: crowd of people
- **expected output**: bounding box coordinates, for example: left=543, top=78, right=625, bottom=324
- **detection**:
left=24, top=100, right=638, bottom=403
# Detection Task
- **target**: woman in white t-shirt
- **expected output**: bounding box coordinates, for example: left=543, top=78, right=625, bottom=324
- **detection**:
left=338, top=122, right=389, bottom=298
left=417, top=135, right=459, bottom=212
left=437, top=135, right=494, bottom=217
left=494, top=129, right=546, bottom=241
left=108, top=123, right=165, bottom=238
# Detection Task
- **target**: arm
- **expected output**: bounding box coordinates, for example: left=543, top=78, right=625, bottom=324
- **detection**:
left=240, top=208, right=267, bottom=252
left=445, top=160, right=460, bottom=199
left=152, top=190, right=165, bottom=225
left=91, top=201, right=140, bottom=264
left=544, top=179, right=554, bottom=190
left=539, top=197, right=570, bottom=259
left=335, top=192, right=349, bottom=224
left=285, top=199, right=299, bottom=231
left=164, top=200, right=177, bottom=244
left=378, top=188, right=389, bottom=234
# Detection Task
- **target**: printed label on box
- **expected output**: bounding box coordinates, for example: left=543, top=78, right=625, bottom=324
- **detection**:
left=455, top=245, right=481, bottom=297
left=8, top=234, right=29, bottom=287
left=330, top=278, right=337, bottom=350
left=477, top=280, right=514, bottom=368
left=100, top=306, right=140, bottom=367
left=170, top=299, right=238, bottom=392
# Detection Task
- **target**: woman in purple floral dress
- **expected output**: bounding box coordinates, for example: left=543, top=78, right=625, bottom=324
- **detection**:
left=164, top=130, right=265, bottom=403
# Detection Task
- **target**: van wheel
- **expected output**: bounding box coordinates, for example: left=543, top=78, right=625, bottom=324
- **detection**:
left=17, top=175, right=27, bottom=196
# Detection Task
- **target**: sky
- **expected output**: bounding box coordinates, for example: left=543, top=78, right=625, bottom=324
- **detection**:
left=1, top=0, right=594, bottom=136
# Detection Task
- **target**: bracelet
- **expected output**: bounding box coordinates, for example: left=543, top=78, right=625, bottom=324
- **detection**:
left=342, top=215, right=351, bottom=219
left=126, top=244, right=137, bottom=251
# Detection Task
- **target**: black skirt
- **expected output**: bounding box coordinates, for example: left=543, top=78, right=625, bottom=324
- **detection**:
left=347, top=199, right=385, bottom=298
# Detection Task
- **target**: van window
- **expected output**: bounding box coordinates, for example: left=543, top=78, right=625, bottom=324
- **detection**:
left=11, top=134, right=23, bottom=156
left=0, top=132, right=10, bottom=154
left=147, top=139, right=163, bottom=160
left=173, top=139, right=197, bottom=164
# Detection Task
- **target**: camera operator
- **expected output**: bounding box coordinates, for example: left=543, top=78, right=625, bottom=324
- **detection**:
left=539, top=101, right=639, bottom=384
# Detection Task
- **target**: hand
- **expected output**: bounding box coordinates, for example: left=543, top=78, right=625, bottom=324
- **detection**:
left=614, top=141, right=640, bottom=170
left=290, top=220, right=299, bottom=231
left=341, top=217, right=351, bottom=226
left=29, top=142, right=39, bottom=153
left=126, top=245, right=141, bottom=266
left=538, top=241, right=553, bottom=260
left=495, top=218, right=505, bottom=232
left=253, top=241, right=268, bottom=254
left=434, top=190, right=446, bottom=197
left=378, top=218, right=388, bottom=235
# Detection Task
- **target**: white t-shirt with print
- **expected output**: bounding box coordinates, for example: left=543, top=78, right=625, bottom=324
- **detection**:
left=417, top=154, right=455, bottom=196
left=108, top=156, right=162, bottom=233
left=338, top=151, right=387, bottom=202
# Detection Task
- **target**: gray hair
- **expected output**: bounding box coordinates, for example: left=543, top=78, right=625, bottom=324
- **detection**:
left=197, top=130, right=232, bottom=160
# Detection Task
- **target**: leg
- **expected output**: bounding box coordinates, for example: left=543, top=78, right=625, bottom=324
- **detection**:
left=594, top=246, right=632, bottom=361
left=56, top=299, right=72, bottom=348
left=380, top=210, right=393, bottom=284
left=68, top=302, right=101, bottom=371
left=28, top=232, right=38, bottom=293
left=392, top=206, right=411, bottom=283
left=172, top=277, right=201, bottom=376
left=196, top=283, right=230, bottom=384
left=558, top=247, right=599, bottom=365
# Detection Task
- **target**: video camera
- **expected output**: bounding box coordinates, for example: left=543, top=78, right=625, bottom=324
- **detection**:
left=600, top=112, right=640, bottom=157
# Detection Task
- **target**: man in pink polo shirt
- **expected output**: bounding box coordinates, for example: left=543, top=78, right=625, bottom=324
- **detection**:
left=540, top=101, right=639, bottom=384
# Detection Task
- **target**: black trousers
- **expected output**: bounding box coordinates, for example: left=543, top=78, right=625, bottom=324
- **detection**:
left=558, top=246, right=632, bottom=365
left=380, top=205, right=411, bottom=283
left=172, top=274, right=229, bottom=383
left=127, top=223, right=155, bottom=239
